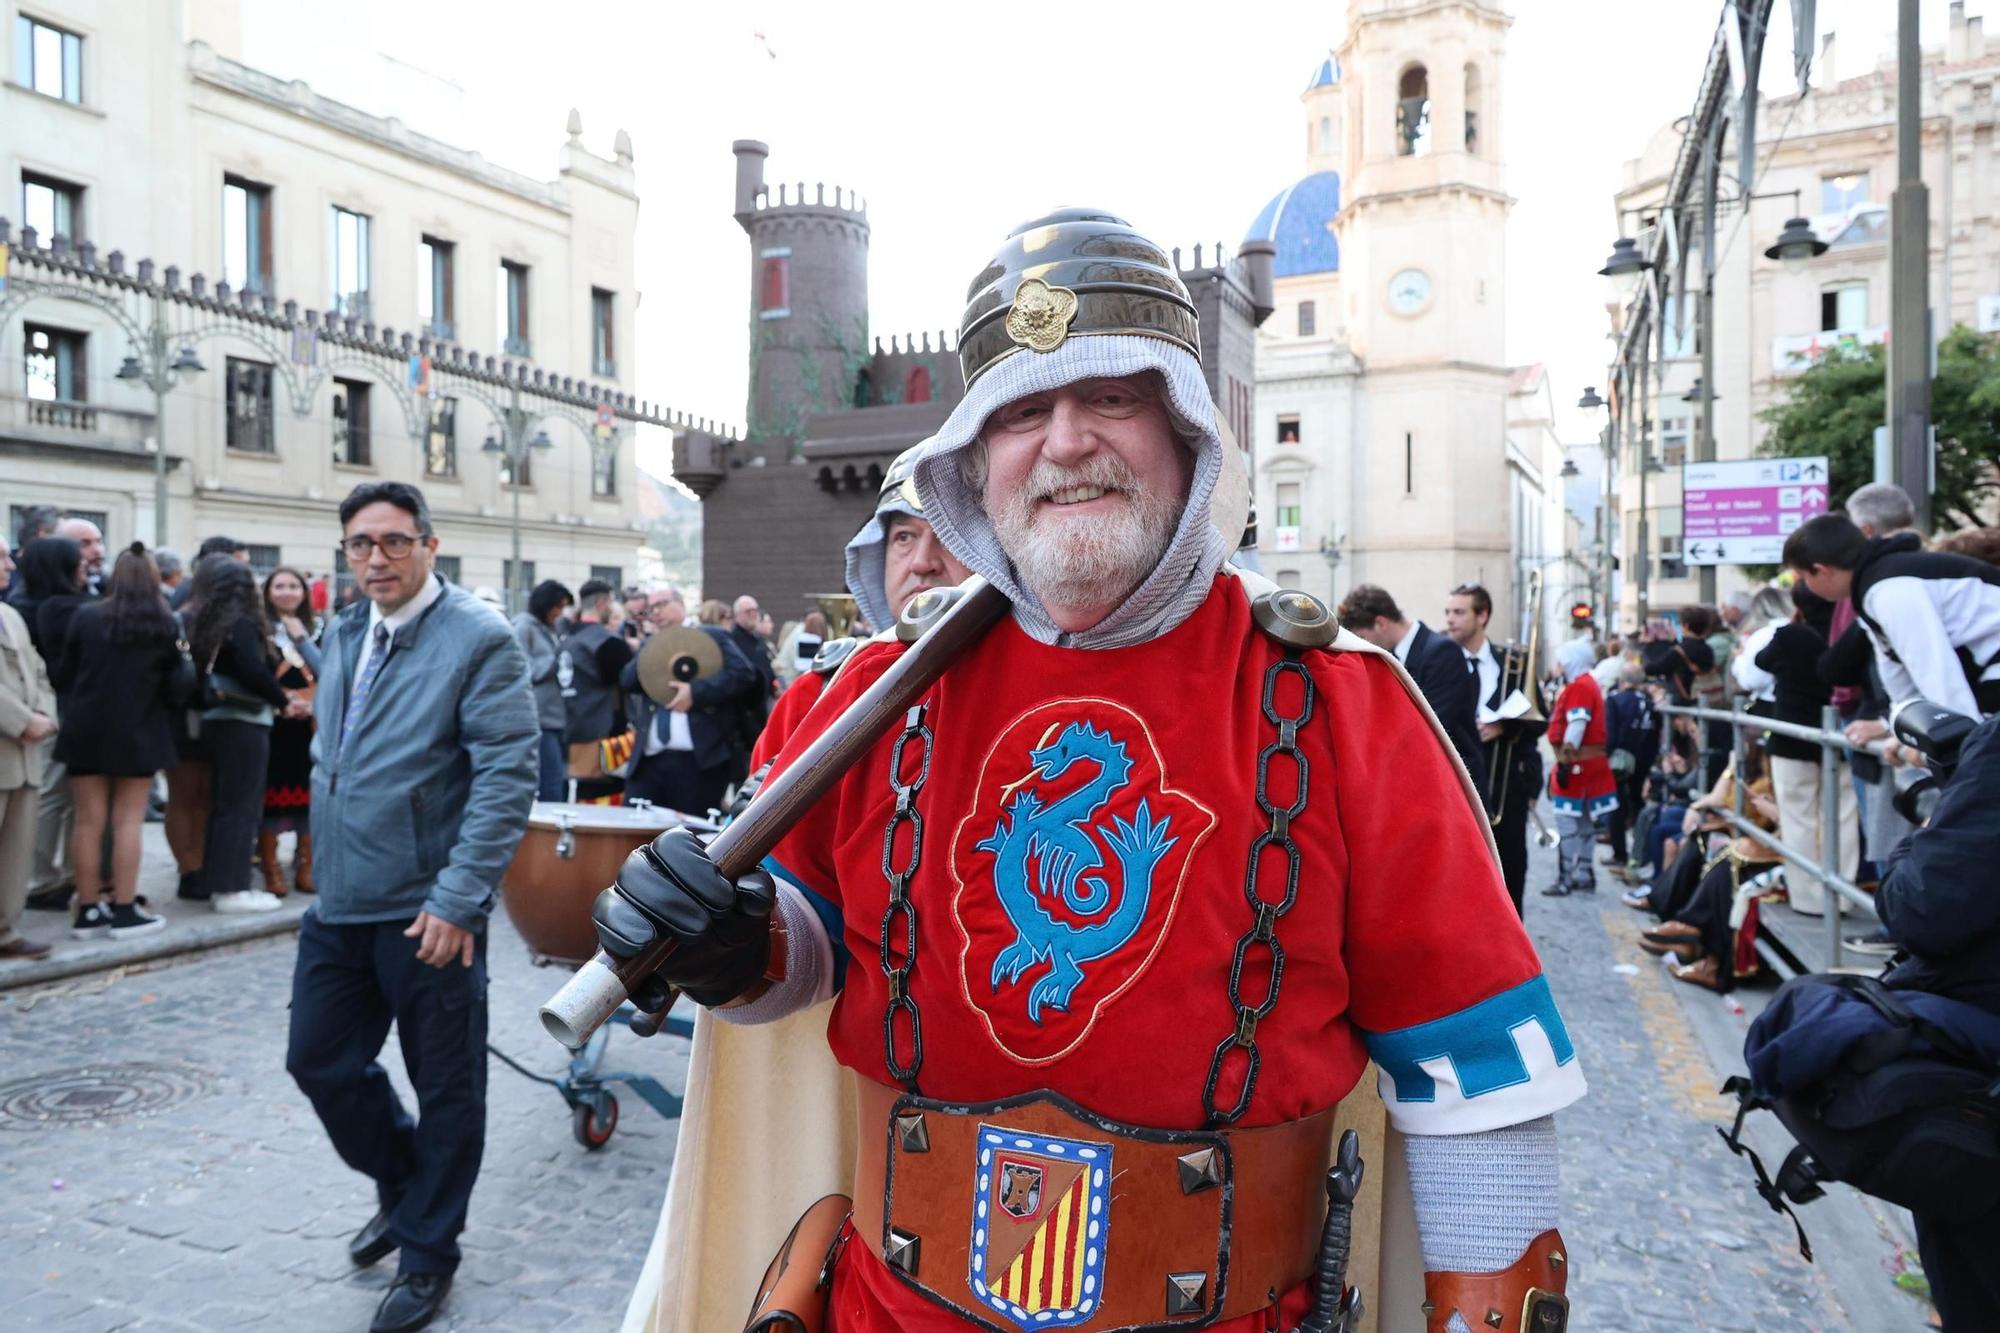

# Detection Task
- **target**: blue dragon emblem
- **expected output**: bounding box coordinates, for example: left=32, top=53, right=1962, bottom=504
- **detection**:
left=975, top=722, right=1179, bottom=1022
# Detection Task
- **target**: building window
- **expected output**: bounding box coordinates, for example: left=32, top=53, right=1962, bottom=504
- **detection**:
left=419, top=235, right=455, bottom=339
left=591, top=287, right=616, bottom=376
left=433, top=555, right=461, bottom=585
left=590, top=564, right=622, bottom=588
left=243, top=544, right=281, bottom=578
left=1463, top=63, right=1481, bottom=154
left=1404, top=431, right=1415, bottom=494
left=1826, top=208, right=1888, bottom=249
left=21, top=171, right=82, bottom=242
left=1297, top=300, right=1316, bottom=337
left=503, top=560, right=536, bottom=596
left=499, top=445, right=533, bottom=489
left=498, top=260, right=531, bottom=355
left=759, top=249, right=791, bottom=320
left=1660, top=415, right=1690, bottom=469
left=1660, top=535, right=1688, bottom=582
left=1275, top=482, right=1303, bottom=529
left=1276, top=414, right=1301, bottom=445
left=591, top=440, right=617, bottom=499
left=1661, top=293, right=1695, bottom=359
left=330, top=206, right=371, bottom=318
left=226, top=357, right=275, bottom=454
left=1821, top=284, right=1868, bottom=332
left=24, top=323, right=85, bottom=402
left=222, top=176, right=273, bottom=293
left=1275, top=568, right=1304, bottom=589
left=1396, top=65, right=1431, bottom=156
left=1317, top=116, right=1332, bottom=155
left=425, top=395, right=457, bottom=478
left=332, top=377, right=370, bottom=466
left=1821, top=172, right=1869, bottom=214
left=904, top=364, right=931, bottom=404
left=15, top=14, right=82, bottom=103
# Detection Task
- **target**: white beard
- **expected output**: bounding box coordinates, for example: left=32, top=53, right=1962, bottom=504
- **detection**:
left=988, top=454, right=1182, bottom=611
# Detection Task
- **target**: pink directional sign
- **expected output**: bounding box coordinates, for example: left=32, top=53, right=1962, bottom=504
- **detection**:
left=1679, top=456, right=1830, bottom=565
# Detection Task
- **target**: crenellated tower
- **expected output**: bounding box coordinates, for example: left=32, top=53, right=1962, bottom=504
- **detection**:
left=732, top=140, right=871, bottom=460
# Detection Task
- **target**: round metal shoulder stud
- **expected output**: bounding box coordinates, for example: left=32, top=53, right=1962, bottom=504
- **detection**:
left=1249, top=590, right=1335, bottom=649
left=896, top=585, right=966, bottom=643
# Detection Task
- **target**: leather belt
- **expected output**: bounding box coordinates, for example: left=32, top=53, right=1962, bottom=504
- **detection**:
left=852, top=1077, right=1334, bottom=1332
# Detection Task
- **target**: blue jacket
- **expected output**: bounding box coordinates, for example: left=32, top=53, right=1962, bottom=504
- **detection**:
left=1605, top=687, right=1658, bottom=772
left=309, top=577, right=538, bottom=931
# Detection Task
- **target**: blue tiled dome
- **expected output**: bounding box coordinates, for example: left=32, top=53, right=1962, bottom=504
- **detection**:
left=1305, top=53, right=1341, bottom=90
left=1243, top=171, right=1341, bottom=277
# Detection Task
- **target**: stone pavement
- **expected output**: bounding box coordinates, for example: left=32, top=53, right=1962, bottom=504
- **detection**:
left=0, top=827, right=310, bottom=993
left=1527, top=837, right=1934, bottom=1332
left=0, top=819, right=1942, bottom=1331
left=0, top=908, right=689, bottom=1331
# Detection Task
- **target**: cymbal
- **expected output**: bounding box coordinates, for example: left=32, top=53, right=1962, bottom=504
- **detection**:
left=637, top=626, right=723, bottom=703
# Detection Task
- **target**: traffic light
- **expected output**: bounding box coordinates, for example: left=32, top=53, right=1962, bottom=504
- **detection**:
left=1569, top=602, right=1594, bottom=627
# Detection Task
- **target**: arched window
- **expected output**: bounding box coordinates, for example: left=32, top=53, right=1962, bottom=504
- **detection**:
left=1318, top=116, right=1333, bottom=154
left=1396, top=65, right=1431, bottom=157
left=1463, top=64, right=1482, bottom=155
left=853, top=367, right=873, bottom=407
left=759, top=254, right=790, bottom=317
left=904, top=364, right=932, bottom=403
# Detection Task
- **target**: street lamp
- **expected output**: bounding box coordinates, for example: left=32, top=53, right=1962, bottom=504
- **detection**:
left=116, top=318, right=207, bottom=547
left=483, top=407, right=555, bottom=616
left=1764, top=215, right=1829, bottom=265
left=1597, top=235, right=1655, bottom=299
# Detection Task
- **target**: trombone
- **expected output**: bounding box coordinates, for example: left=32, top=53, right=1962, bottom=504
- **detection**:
left=1487, top=570, right=1549, bottom=827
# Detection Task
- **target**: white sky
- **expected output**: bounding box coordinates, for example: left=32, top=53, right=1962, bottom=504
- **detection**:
left=238, top=0, right=1953, bottom=480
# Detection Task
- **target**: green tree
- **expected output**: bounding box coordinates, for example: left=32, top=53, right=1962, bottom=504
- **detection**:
left=1758, top=325, right=2000, bottom=530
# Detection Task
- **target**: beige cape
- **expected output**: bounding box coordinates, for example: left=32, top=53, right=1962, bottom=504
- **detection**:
left=620, top=585, right=1496, bottom=1333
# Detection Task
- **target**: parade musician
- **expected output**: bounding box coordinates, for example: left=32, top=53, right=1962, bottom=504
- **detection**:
left=1445, top=584, right=1543, bottom=916
left=600, top=211, right=1583, bottom=1332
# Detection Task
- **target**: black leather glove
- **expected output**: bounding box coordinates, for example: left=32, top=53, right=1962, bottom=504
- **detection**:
left=591, top=826, right=775, bottom=1010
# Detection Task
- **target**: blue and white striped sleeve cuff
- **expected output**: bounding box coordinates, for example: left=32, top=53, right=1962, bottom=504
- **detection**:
left=1362, top=975, right=1587, bottom=1135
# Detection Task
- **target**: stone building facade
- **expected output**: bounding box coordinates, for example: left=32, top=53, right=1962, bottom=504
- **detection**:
left=675, top=142, right=1271, bottom=630
left=1607, top=1, right=2000, bottom=623
left=2, top=0, right=655, bottom=595
left=1244, top=0, right=1565, bottom=642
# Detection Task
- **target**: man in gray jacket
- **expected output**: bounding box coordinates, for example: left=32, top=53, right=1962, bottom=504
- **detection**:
left=285, top=482, right=536, bottom=1333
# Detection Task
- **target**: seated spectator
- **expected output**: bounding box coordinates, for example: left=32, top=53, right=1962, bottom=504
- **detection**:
left=1785, top=512, right=2000, bottom=719
left=1637, top=745, right=1785, bottom=990
left=51, top=545, right=180, bottom=939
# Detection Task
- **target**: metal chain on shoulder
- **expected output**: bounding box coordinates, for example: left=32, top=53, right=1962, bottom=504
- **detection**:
left=879, top=703, right=934, bottom=1091
left=1203, top=649, right=1316, bottom=1126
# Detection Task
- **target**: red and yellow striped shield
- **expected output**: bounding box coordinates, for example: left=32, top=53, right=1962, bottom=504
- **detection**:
left=967, top=1125, right=1111, bottom=1329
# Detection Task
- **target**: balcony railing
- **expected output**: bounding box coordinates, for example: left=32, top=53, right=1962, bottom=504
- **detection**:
left=0, top=392, right=154, bottom=450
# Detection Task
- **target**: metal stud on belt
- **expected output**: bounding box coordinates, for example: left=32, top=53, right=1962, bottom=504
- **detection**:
left=880, top=703, right=934, bottom=1091
left=1203, top=650, right=1316, bottom=1126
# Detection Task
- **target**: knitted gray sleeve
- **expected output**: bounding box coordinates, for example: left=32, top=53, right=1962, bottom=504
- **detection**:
left=710, top=881, right=834, bottom=1026
left=1403, top=1117, right=1561, bottom=1333
left=1403, top=1115, right=1560, bottom=1271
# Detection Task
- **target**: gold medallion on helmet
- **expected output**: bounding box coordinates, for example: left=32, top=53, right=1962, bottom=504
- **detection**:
left=1003, top=277, right=1080, bottom=353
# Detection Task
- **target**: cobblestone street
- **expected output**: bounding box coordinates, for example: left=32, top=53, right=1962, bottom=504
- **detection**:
left=0, top=831, right=1938, bottom=1331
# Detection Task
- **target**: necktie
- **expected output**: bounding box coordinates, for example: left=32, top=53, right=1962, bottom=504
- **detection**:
left=340, top=623, right=391, bottom=756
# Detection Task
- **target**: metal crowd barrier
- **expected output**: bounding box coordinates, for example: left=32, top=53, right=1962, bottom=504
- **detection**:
left=1658, top=701, right=1893, bottom=971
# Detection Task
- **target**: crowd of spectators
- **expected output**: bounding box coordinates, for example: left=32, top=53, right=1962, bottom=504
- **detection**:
left=0, top=494, right=785, bottom=964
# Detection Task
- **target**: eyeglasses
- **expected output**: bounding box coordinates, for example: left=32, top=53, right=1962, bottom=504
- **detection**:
left=341, top=533, right=427, bottom=561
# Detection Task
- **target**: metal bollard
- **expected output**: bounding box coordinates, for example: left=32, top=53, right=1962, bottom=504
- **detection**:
left=1821, top=704, right=1843, bottom=969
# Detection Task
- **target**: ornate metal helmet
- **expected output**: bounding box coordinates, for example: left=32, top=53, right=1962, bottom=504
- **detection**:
left=875, top=443, right=923, bottom=518
left=957, top=208, right=1201, bottom=388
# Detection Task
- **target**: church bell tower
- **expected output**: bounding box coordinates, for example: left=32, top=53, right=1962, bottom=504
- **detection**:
left=1334, top=0, right=1517, bottom=628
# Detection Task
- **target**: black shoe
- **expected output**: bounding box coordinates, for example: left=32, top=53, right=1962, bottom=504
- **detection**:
left=72, top=902, right=113, bottom=939
left=370, top=1273, right=451, bottom=1333
left=176, top=873, right=209, bottom=902
left=350, top=1208, right=397, bottom=1267
left=1539, top=884, right=1572, bottom=897
left=26, top=883, right=75, bottom=912
left=108, top=901, right=166, bottom=938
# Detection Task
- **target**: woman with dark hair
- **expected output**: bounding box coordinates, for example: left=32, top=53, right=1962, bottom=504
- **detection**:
left=19, top=536, right=87, bottom=664
left=1754, top=583, right=1857, bottom=915
left=260, top=567, right=322, bottom=895
left=50, top=544, right=179, bottom=938
left=186, top=555, right=295, bottom=913
left=511, top=578, right=573, bottom=801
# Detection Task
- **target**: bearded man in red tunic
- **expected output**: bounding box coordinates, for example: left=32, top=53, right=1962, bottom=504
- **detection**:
left=596, top=210, right=1584, bottom=1333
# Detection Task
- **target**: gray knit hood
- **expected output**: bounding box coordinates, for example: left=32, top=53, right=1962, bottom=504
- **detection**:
left=911, top=334, right=1231, bottom=650
left=842, top=492, right=921, bottom=635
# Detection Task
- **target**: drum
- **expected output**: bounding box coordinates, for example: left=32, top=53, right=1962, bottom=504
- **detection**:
left=502, top=801, right=711, bottom=965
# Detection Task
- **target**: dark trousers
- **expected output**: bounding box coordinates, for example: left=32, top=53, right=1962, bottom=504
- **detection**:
left=198, top=719, right=269, bottom=896
left=286, top=910, right=488, bottom=1276
left=627, top=749, right=730, bottom=816
left=1606, top=772, right=1646, bottom=862
left=535, top=728, right=566, bottom=803
left=1917, top=1207, right=2000, bottom=1330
